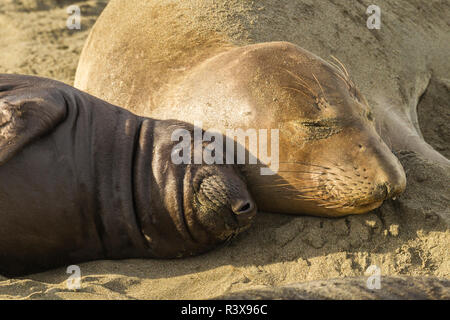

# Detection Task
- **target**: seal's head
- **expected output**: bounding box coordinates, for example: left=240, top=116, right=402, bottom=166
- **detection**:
left=141, top=120, right=256, bottom=258
left=157, top=42, right=406, bottom=217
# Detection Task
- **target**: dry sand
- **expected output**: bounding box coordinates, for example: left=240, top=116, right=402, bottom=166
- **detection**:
left=0, top=0, right=448, bottom=299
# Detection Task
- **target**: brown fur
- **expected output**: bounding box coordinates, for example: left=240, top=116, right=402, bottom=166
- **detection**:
left=0, top=74, right=256, bottom=276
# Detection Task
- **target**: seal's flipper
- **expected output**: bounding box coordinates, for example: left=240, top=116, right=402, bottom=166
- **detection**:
left=0, top=74, right=67, bottom=165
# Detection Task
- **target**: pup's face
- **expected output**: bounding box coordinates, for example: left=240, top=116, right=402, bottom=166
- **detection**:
left=189, top=164, right=256, bottom=242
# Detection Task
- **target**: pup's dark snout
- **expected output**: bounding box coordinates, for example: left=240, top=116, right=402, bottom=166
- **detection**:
left=231, top=198, right=255, bottom=215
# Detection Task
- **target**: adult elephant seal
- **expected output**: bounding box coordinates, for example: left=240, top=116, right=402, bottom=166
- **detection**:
left=0, top=74, right=256, bottom=277
left=75, top=1, right=406, bottom=217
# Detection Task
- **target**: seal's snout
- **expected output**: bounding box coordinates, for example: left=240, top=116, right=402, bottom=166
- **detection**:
left=372, top=142, right=407, bottom=201
left=380, top=166, right=407, bottom=200
left=231, top=198, right=255, bottom=215
left=191, top=165, right=257, bottom=241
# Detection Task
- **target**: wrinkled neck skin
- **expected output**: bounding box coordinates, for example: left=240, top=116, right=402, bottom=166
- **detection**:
left=133, top=120, right=226, bottom=258
left=58, top=90, right=145, bottom=259
left=75, top=93, right=215, bottom=260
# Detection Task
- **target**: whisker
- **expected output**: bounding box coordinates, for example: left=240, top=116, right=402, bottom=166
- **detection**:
left=283, top=68, right=310, bottom=87
left=313, top=195, right=339, bottom=202
left=328, top=59, right=346, bottom=76
left=277, top=170, right=327, bottom=175
left=282, top=86, right=311, bottom=99
left=290, top=176, right=323, bottom=183
left=312, top=73, right=326, bottom=100
left=283, top=68, right=318, bottom=96
left=318, top=203, right=344, bottom=209
left=279, top=161, right=332, bottom=170
left=294, top=81, right=317, bottom=97
left=334, top=72, right=351, bottom=89
left=295, top=81, right=318, bottom=97
left=330, top=55, right=350, bottom=78
left=253, top=180, right=321, bottom=189
left=295, top=195, right=317, bottom=200
left=317, top=159, right=345, bottom=170
left=295, top=188, right=322, bottom=193
left=253, top=183, right=297, bottom=188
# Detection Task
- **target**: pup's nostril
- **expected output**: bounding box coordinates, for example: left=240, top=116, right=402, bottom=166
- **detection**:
left=231, top=199, right=254, bottom=215
left=239, top=203, right=251, bottom=212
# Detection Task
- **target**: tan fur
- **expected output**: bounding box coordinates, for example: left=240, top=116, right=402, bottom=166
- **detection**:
left=75, top=0, right=411, bottom=217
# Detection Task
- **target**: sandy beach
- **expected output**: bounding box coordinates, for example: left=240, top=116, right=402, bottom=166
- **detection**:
left=0, top=0, right=448, bottom=299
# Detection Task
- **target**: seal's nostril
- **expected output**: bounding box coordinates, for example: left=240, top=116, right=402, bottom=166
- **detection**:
left=232, top=199, right=254, bottom=215
left=384, top=182, right=391, bottom=197
left=239, top=203, right=251, bottom=212
left=382, top=181, right=403, bottom=200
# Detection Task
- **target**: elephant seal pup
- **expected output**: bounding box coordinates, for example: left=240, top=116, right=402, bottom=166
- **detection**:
left=0, top=74, right=256, bottom=277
